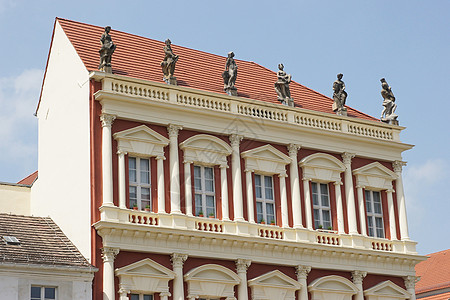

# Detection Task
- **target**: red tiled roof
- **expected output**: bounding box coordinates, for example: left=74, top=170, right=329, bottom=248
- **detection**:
left=17, top=170, right=38, bottom=186
left=56, top=18, right=376, bottom=121
left=416, top=249, right=450, bottom=294
left=417, top=291, right=450, bottom=300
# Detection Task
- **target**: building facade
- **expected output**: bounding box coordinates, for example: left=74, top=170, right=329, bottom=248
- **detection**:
left=32, top=18, right=425, bottom=300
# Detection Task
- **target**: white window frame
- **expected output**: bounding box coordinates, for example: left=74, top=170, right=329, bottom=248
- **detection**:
left=365, top=190, right=384, bottom=238
left=311, top=181, right=332, bottom=230
left=129, top=156, right=151, bottom=211
left=255, top=174, right=275, bottom=224
left=194, top=165, right=216, bottom=217
left=31, top=286, right=57, bottom=300
left=129, top=294, right=153, bottom=300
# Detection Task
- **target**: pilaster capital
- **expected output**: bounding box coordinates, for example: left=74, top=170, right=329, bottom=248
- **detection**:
left=117, top=149, right=127, bottom=156
left=170, top=253, right=188, bottom=267
left=100, top=113, right=116, bottom=128
left=159, top=292, right=171, bottom=297
left=167, top=124, right=183, bottom=137
left=101, top=247, right=119, bottom=262
left=341, top=152, right=355, bottom=165
left=244, top=169, right=254, bottom=173
left=118, top=288, right=130, bottom=296
left=219, top=164, right=228, bottom=169
left=295, top=265, right=311, bottom=280
left=235, top=258, right=251, bottom=273
left=333, top=181, right=343, bottom=186
left=403, top=275, right=420, bottom=289
left=393, top=160, right=407, bottom=173
left=229, top=134, right=243, bottom=147
left=183, top=160, right=193, bottom=165
left=351, top=270, right=367, bottom=284
left=278, top=173, right=288, bottom=178
left=156, top=155, right=166, bottom=161
left=288, top=144, right=301, bottom=157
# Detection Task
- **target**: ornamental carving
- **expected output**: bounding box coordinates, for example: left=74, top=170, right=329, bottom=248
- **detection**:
left=222, top=51, right=238, bottom=96
left=101, top=247, right=119, bottom=262
left=295, top=265, right=311, bottom=280
left=332, top=73, right=348, bottom=116
left=380, top=78, right=398, bottom=124
left=229, top=134, right=243, bottom=147
left=170, top=253, right=188, bottom=267
left=288, top=144, right=301, bottom=157
left=161, top=39, right=178, bottom=85
left=167, top=124, right=182, bottom=138
left=99, top=26, right=116, bottom=73
left=341, top=152, right=355, bottom=166
left=235, top=259, right=251, bottom=273
left=100, top=114, right=116, bottom=128
left=393, top=160, right=407, bottom=173
left=351, top=270, right=367, bottom=285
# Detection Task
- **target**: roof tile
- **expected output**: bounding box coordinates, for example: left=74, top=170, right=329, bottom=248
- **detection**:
left=416, top=249, right=450, bottom=294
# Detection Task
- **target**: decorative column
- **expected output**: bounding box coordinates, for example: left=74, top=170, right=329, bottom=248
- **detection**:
left=159, top=292, right=170, bottom=300
left=245, top=169, right=255, bottom=223
left=279, top=173, right=289, bottom=227
left=171, top=253, right=188, bottom=300
left=356, top=185, right=367, bottom=236
left=386, top=189, right=397, bottom=240
left=404, top=276, right=418, bottom=300
left=102, top=247, right=119, bottom=300
left=342, top=152, right=358, bottom=234
left=295, top=265, right=311, bottom=300
left=288, top=144, right=303, bottom=228
left=101, top=114, right=116, bottom=207
left=220, top=165, right=230, bottom=221
left=168, top=125, right=183, bottom=214
left=156, top=156, right=166, bottom=213
left=334, top=181, right=345, bottom=233
left=351, top=270, right=367, bottom=300
left=229, top=134, right=244, bottom=221
left=236, top=259, right=251, bottom=300
left=117, top=150, right=127, bottom=209
left=393, top=161, right=410, bottom=240
left=302, top=178, right=313, bottom=229
left=184, top=161, right=193, bottom=216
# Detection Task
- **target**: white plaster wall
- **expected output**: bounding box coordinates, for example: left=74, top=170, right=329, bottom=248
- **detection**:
left=18, top=277, right=92, bottom=300
left=31, top=20, right=91, bottom=261
left=0, top=276, right=19, bottom=299
left=0, top=183, right=30, bottom=215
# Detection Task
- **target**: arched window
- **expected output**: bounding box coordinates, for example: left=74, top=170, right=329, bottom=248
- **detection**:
left=308, top=275, right=358, bottom=300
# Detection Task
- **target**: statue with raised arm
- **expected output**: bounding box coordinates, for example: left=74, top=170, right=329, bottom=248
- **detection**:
left=274, top=64, right=294, bottom=106
left=99, top=26, right=116, bottom=73
left=160, top=39, right=179, bottom=85
left=332, top=73, right=348, bottom=116
left=222, top=51, right=238, bottom=96
left=380, top=78, right=398, bottom=124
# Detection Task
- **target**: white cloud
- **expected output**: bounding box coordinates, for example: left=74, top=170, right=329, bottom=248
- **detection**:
left=0, top=69, right=42, bottom=182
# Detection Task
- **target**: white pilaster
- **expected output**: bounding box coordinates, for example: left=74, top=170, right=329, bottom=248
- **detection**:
left=279, top=174, right=289, bottom=227
left=356, top=185, right=367, bottom=236
left=102, top=247, right=119, bottom=300
left=118, top=288, right=129, bottom=300
left=220, top=165, right=230, bottom=221
left=342, top=152, right=358, bottom=234
left=351, top=270, right=367, bottom=300
left=236, top=259, right=251, bottom=300
left=386, top=189, right=397, bottom=240
left=101, top=114, right=116, bottom=207
left=229, top=134, right=244, bottom=221
left=393, top=161, right=410, bottom=240
left=171, top=253, right=188, bottom=300
left=302, top=178, right=313, bottom=229
left=334, top=182, right=345, bottom=234
left=296, top=265, right=311, bottom=300
left=168, top=124, right=183, bottom=214
left=159, top=292, right=170, bottom=300
left=245, top=169, right=255, bottom=223
left=184, top=161, right=193, bottom=216
left=404, top=276, right=418, bottom=300
left=117, top=150, right=127, bottom=209
left=288, top=144, right=303, bottom=228
left=156, top=156, right=166, bottom=213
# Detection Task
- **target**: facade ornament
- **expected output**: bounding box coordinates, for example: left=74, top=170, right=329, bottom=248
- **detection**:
left=332, top=73, right=348, bottom=116
left=274, top=63, right=294, bottom=107
left=170, top=253, right=188, bottom=267
left=99, top=26, right=116, bottom=73
left=161, top=39, right=179, bottom=85
left=229, top=134, right=243, bottom=147
left=222, top=51, right=238, bottom=96
left=295, top=265, right=311, bottom=280
left=100, top=113, right=116, bottom=128
left=235, top=259, right=251, bottom=273
left=288, top=144, right=301, bottom=157
left=380, top=78, right=398, bottom=125
left=393, top=160, right=407, bottom=173
left=403, top=275, right=420, bottom=290
left=351, top=270, right=367, bottom=284
left=167, top=124, right=182, bottom=138
left=101, top=247, right=119, bottom=262
left=341, top=152, right=355, bottom=166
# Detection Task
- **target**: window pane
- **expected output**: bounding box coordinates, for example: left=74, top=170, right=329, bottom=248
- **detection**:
left=194, top=178, right=202, bottom=190
left=44, top=288, right=56, bottom=299
left=255, top=178, right=262, bottom=198
left=312, top=193, right=319, bottom=206
left=205, top=167, right=214, bottom=180
left=129, top=157, right=136, bottom=169
left=311, top=182, right=317, bottom=193
left=130, top=295, right=139, bottom=300
left=205, top=179, right=214, bottom=192
left=265, top=186, right=273, bottom=200
left=141, top=187, right=150, bottom=200
left=264, top=176, right=273, bottom=188
left=129, top=170, right=136, bottom=183
left=256, top=201, right=263, bottom=216
left=206, top=207, right=215, bottom=217
left=206, top=195, right=215, bottom=208
left=322, top=210, right=331, bottom=222
left=255, top=174, right=261, bottom=187
left=314, top=209, right=320, bottom=228
left=366, top=198, right=372, bottom=213
left=194, top=166, right=201, bottom=178
left=195, top=194, right=202, bottom=214
left=320, top=183, right=328, bottom=195
left=321, top=194, right=329, bottom=207
left=373, top=191, right=381, bottom=202
left=140, top=158, right=149, bottom=171
left=31, top=287, right=41, bottom=298
left=266, top=203, right=274, bottom=217
left=367, top=217, right=374, bottom=237
left=374, top=201, right=382, bottom=214
left=144, top=296, right=153, bottom=300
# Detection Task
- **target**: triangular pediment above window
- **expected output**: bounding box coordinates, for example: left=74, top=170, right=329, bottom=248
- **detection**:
left=242, top=145, right=291, bottom=175
left=248, top=270, right=301, bottom=289
left=115, top=258, right=175, bottom=279
left=353, top=162, right=397, bottom=190
left=364, top=280, right=410, bottom=299
left=113, top=125, right=169, bottom=157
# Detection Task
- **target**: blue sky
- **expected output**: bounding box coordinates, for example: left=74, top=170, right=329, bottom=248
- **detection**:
left=0, top=0, right=448, bottom=255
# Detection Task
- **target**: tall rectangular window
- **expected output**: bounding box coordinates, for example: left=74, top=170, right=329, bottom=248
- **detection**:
left=31, top=286, right=56, bottom=300
left=255, top=174, right=275, bottom=224
left=130, top=294, right=153, bottom=300
left=311, top=182, right=332, bottom=230
left=129, top=157, right=151, bottom=210
left=194, top=165, right=215, bottom=217
left=365, top=190, right=384, bottom=238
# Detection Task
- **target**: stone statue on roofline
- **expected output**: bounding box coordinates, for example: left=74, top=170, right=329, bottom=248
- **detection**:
left=222, top=51, right=238, bottom=96
left=99, top=26, right=116, bottom=73
left=274, top=64, right=294, bottom=107
left=380, top=78, right=398, bottom=125
left=160, top=39, right=179, bottom=85
left=332, top=73, right=348, bottom=116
